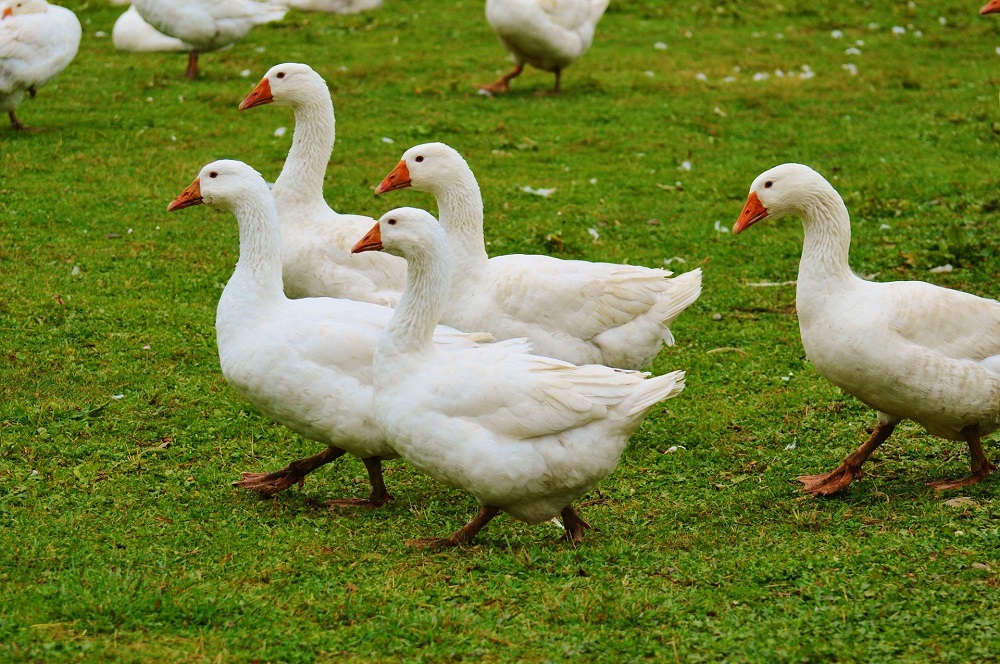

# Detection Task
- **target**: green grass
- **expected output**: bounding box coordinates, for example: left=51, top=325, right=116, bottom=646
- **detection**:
left=2, top=0, right=999, bottom=661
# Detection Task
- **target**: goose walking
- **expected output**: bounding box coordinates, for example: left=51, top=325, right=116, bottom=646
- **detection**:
left=354, top=206, right=685, bottom=547
left=132, top=0, right=287, bottom=79
left=480, top=0, right=610, bottom=94
left=0, top=0, right=80, bottom=130
left=376, top=142, right=701, bottom=370
left=733, top=163, right=1000, bottom=495
left=168, top=160, right=491, bottom=504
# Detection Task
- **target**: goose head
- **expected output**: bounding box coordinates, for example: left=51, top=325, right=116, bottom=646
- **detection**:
left=982, top=0, right=1000, bottom=15
left=733, top=163, right=832, bottom=233
left=239, top=62, right=326, bottom=111
left=168, top=159, right=266, bottom=213
left=2, top=0, right=48, bottom=18
left=375, top=142, right=469, bottom=195
left=352, top=207, right=448, bottom=261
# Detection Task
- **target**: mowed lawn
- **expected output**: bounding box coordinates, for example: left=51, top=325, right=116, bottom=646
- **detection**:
left=2, top=0, right=999, bottom=661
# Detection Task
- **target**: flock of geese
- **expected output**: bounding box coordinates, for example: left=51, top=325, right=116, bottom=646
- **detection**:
left=5, top=1, right=1000, bottom=547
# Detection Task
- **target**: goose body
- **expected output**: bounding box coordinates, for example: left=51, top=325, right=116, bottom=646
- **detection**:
left=113, top=6, right=192, bottom=53
left=0, top=0, right=80, bottom=129
left=376, top=142, right=701, bottom=370
left=132, top=0, right=287, bottom=78
left=353, top=207, right=685, bottom=546
left=481, top=0, right=610, bottom=93
left=240, top=63, right=406, bottom=305
left=734, top=163, right=1000, bottom=494
left=288, top=0, right=381, bottom=13
left=168, top=160, right=490, bottom=504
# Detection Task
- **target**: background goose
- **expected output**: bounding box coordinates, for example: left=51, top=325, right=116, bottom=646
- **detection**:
left=0, top=0, right=80, bottom=130
left=132, top=0, right=287, bottom=79
left=376, top=141, right=701, bottom=369
left=353, top=206, right=686, bottom=547
left=733, top=163, right=1000, bottom=495
left=480, top=0, right=610, bottom=94
left=113, top=6, right=193, bottom=53
left=288, top=0, right=381, bottom=13
left=240, top=63, right=406, bottom=305
left=168, top=160, right=490, bottom=505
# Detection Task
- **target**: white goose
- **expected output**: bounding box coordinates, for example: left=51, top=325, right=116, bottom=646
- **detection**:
left=240, top=63, right=406, bottom=305
left=353, top=206, right=686, bottom=547
left=167, top=160, right=490, bottom=504
left=113, top=6, right=192, bottom=53
left=734, top=163, right=1000, bottom=495
left=288, top=0, right=381, bottom=13
left=0, top=0, right=80, bottom=130
left=131, top=0, right=287, bottom=79
left=376, top=142, right=702, bottom=370
left=480, top=0, right=610, bottom=94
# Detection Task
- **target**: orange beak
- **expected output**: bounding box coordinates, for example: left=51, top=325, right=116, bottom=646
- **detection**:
left=375, top=161, right=412, bottom=194
left=168, top=178, right=204, bottom=211
left=2, top=7, right=12, bottom=18
left=732, top=191, right=769, bottom=234
left=239, top=77, right=273, bottom=111
left=981, top=0, right=1000, bottom=14
left=352, top=222, right=383, bottom=253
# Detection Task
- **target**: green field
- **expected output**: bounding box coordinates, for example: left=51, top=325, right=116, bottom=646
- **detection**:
left=2, top=1, right=999, bottom=661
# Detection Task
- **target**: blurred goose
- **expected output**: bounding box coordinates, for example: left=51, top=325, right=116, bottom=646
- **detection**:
left=376, top=142, right=701, bottom=369
left=353, top=206, right=686, bottom=547
left=240, top=63, right=405, bottom=304
left=168, top=160, right=490, bottom=504
left=0, top=0, right=80, bottom=130
left=113, top=6, right=192, bottom=53
left=981, top=1, right=1000, bottom=14
left=288, top=0, right=381, bottom=12
left=480, top=0, right=610, bottom=94
left=733, top=163, right=1000, bottom=495
left=132, top=0, right=287, bottom=79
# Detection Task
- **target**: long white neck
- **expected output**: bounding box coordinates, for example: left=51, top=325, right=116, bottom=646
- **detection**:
left=381, top=239, right=453, bottom=356
left=796, top=187, right=857, bottom=288
left=219, top=186, right=286, bottom=317
left=270, top=90, right=335, bottom=210
left=431, top=168, right=490, bottom=272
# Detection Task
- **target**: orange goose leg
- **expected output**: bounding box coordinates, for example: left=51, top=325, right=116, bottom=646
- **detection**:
left=407, top=505, right=502, bottom=548
left=798, top=421, right=896, bottom=496
left=234, top=446, right=347, bottom=495
left=478, top=62, right=524, bottom=93
left=928, top=432, right=996, bottom=491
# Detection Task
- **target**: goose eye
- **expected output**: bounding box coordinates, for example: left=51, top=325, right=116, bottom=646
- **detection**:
left=209, top=172, right=218, bottom=178
left=764, top=181, right=773, bottom=189
left=387, top=219, right=397, bottom=225
left=276, top=72, right=285, bottom=79
left=415, top=156, right=424, bottom=163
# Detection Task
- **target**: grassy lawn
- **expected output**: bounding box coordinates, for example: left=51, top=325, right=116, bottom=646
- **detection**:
left=2, top=0, right=999, bottom=661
